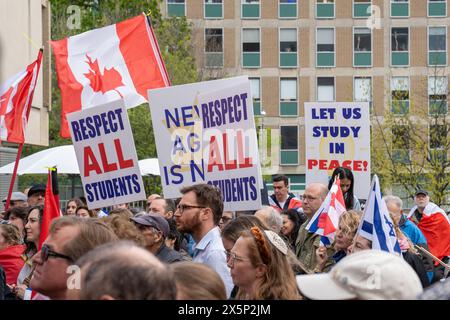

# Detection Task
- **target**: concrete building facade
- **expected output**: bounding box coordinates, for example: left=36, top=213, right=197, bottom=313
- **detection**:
left=163, top=0, right=449, bottom=199
left=0, top=0, right=51, bottom=201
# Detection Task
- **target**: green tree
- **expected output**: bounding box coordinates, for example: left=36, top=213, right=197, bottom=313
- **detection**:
left=371, top=73, right=450, bottom=207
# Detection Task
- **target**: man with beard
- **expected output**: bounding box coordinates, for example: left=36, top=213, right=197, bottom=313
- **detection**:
left=174, top=183, right=233, bottom=297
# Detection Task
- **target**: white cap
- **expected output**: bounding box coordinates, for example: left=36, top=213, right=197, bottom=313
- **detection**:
left=296, top=250, right=423, bottom=300
left=2, top=191, right=27, bottom=203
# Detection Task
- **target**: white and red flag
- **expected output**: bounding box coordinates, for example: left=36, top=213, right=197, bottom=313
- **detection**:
left=306, top=178, right=347, bottom=246
left=51, top=13, right=170, bottom=138
left=0, top=50, right=43, bottom=143
left=408, top=202, right=450, bottom=261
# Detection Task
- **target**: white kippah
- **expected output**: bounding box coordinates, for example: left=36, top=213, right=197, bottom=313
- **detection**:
left=264, top=230, right=288, bottom=255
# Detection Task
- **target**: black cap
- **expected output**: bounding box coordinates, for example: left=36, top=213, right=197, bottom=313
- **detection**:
left=131, top=213, right=169, bottom=238
left=415, top=189, right=428, bottom=197
left=28, top=184, right=46, bottom=197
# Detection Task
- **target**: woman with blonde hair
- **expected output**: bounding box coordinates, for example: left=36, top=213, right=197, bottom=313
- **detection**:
left=228, top=226, right=301, bottom=300
left=315, top=210, right=361, bottom=272
left=170, top=262, right=226, bottom=300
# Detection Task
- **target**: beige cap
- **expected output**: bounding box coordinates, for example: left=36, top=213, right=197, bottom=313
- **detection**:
left=296, top=250, right=423, bottom=300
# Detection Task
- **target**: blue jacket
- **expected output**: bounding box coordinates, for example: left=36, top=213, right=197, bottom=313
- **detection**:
left=399, top=215, right=427, bottom=245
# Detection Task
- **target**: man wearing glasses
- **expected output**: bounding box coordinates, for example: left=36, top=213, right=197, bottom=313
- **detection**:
left=174, top=183, right=233, bottom=298
left=295, top=183, right=334, bottom=273
left=29, top=217, right=117, bottom=300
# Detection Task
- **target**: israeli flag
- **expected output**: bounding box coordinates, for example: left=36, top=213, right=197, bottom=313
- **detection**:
left=357, top=175, right=402, bottom=256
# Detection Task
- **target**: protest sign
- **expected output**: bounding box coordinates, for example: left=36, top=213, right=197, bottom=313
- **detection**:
left=67, top=100, right=146, bottom=209
left=148, top=77, right=262, bottom=211
left=304, top=102, right=370, bottom=199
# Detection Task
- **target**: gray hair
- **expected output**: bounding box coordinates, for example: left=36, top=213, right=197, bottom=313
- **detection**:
left=383, top=195, right=403, bottom=210
left=257, top=206, right=283, bottom=233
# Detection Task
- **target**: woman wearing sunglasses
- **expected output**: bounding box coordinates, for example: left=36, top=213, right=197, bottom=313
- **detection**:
left=8, top=206, right=43, bottom=300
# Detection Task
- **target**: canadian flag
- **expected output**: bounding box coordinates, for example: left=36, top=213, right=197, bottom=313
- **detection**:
left=0, top=50, right=43, bottom=144
left=51, top=13, right=170, bottom=138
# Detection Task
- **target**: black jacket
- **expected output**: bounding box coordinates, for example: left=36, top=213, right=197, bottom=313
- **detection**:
left=155, top=243, right=185, bottom=264
left=403, top=251, right=430, bottom=289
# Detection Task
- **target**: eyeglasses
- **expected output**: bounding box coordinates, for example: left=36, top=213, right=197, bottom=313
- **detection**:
left=176, top=204, right=206, bottom=213
left=41, top=244, right=73, bottom=263
left=225, top=250, right=249, bottom=266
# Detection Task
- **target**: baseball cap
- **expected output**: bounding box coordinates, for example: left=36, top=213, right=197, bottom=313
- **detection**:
left=2, top=192, right=27, bottom=203
left=28, top=184, right=46, bottom=197
left=131, top=213, right=169, bottom=238
left=296, top=250, right=423, bottom=300
left=415, top=189, right=428, bottom=197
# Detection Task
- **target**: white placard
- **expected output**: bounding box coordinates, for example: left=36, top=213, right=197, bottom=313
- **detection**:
left=148, top=76, right=262, bottom=211
left=304, top=102, right=371, bottom=200
left=67, top=100, right=146, bottom=209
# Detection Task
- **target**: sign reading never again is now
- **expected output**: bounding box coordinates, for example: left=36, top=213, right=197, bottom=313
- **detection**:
left=304, top=102, right=371, bottom=200
left=148, top=77, right=262, bottom=211
left=67, top=100, right=146, bottom=209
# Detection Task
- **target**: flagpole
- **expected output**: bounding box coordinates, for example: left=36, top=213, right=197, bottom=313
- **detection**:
left=4, top=49, right=44, bottom=211
left=4, top=143, right=24, bottom=210
left=414, top=245, right=450, bottom=276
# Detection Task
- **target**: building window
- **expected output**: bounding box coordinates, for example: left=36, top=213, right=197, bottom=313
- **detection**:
left=317, top=77, right=335, bottom=102
left=391, top=77, right=409, bottom=114
left=167, top=0, right=185, bottom=17
left=280, top=126, right=298, bottom=165
left=205, top=29, right=223, bottom=68
left=354, top=27, right=372, bottom=67
left=429, top=124, right=448, bottom=162
left=316, top=0, right=335, bottom=19
left=204, top=0, right=223, bottom=19
left=428, top=76, right=448, bottom=115
left=242, top=0, right=260, bottom=19
left=280, top=78, right=298, bottom=116
left=279, top=0, right=297, bottom=19
left=428, top=0, right=447, bottom=17
left=242, top=28, right=260, bottom=68
left=391, top=27, right=409, bottom=66
left=428, top=27, right=447, bottom=66
left=353, top=0, right=372, bottom=18
left=391, top=0, right=409, bottom=18
left=392, top=125, right=411, bottom=164
left=250, top=78, right=261, bottom=116
left=280, top=28, right=297, bottom=68
left=354, top=77, right=372, bottom=111
left=317, top=28, right=335, bottom=67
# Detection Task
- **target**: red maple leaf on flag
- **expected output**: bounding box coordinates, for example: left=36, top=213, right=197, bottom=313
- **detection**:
left=84, top=55, right=124, bottom=97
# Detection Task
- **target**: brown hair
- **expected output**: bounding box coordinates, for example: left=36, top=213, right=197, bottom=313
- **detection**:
left=221, top=215, right=267, bottom=243
left=102, top=215, right=145, bottom=247
left=75, top=206, right=97, bottom=218
left=4, top=206, right=27, bottom=221
left=170, top=262, right=226, bottom=300
left=180, top=184, right=223, bottom=225
left=0, top=224, right=22, bottom=246
left=108, top=208, right=133, bottom=219
left=236, top=226, right=301, bottom=300
left=49, top=216, right=118, bottom=261
left=65, top=198, right=84, bottom=215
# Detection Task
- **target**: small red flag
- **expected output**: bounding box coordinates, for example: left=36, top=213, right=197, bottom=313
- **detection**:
left=38, top=167, right=61, bottom=250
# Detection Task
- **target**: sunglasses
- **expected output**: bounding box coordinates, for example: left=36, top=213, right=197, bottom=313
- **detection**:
left=41, top=244, right=73, bottom=263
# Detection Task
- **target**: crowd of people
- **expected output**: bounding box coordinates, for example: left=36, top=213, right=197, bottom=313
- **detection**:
left=0, top=167, right=449, bottom=300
